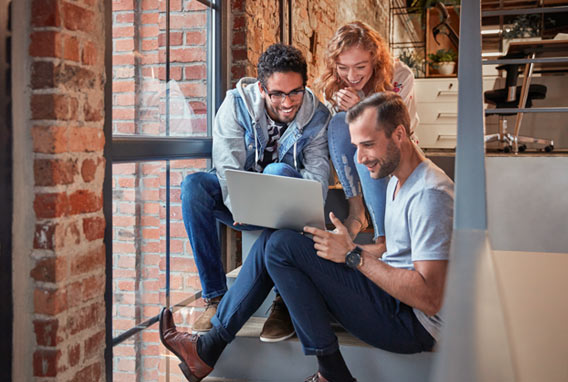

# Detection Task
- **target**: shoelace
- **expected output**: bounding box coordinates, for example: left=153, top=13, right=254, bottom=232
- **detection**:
left=204, top=298, right=220, bottom=310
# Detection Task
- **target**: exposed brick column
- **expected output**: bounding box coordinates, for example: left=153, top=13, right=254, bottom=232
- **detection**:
left=29, top=0, right=106, bottom=380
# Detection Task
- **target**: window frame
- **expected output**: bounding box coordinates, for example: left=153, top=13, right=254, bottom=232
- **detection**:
left=104, top=0, right=224, bottom=380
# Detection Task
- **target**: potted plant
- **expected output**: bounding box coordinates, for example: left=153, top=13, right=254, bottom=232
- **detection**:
left=398, top=49, right=425, bottom=78
left=427, top=48, right=457, bottom=75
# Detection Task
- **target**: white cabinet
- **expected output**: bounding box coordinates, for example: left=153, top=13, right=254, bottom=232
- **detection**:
left=414, top=78, right=499, bottom=149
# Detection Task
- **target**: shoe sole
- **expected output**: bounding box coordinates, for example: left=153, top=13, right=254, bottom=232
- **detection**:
left=259, top=330, right=296, bottom=343
left=159, top=308, right=204, bottom=382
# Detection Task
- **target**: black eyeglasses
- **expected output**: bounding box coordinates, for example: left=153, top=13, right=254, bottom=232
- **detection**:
left=262, top=85, right=305, bottom=103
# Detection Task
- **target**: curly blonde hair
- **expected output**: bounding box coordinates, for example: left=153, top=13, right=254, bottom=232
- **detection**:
left=316, top=21, right=393, bottom=108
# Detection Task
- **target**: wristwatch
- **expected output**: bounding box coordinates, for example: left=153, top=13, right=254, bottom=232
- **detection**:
left=345, top=246, right=363, bottom=270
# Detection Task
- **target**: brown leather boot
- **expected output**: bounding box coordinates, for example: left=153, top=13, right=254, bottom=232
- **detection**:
left=159, top=308, right=213, bottom=382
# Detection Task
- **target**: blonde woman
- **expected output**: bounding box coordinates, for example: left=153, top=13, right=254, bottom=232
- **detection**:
left=317, top=21, right=418, bottom=241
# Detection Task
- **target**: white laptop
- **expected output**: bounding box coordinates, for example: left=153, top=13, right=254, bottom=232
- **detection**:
left=225, top=169, right=326, bottom=231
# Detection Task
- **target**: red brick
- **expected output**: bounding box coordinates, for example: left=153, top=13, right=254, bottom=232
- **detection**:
left=158, top=31, right=183, bottom=47
left=84, top=96, right=104, bottom=122
left=140, top=12, right=158, bottom=24
left=83, top=216, right=105, bottom=241
left=169, top=47, right=206, bottom=63
left=63, top=2, right=95, bottom=33
left=232, top=48, right=247, bottom=61
left=112, top=80, right=135, bottom=93
left=31, top=94, right=78, bottom=121
left=185, top=30, right=206, bottom=45
left=185, top=0, right=207, bottom=11
left=34, top=221, right=80, bottom=249
left=32, top=0, right=61, bottom=27
left=81, top=158, right=102, bottom=183
left=168, top=13, right=206, bottom=29
left=71, top=244, right=105, bottom=276
left=180, top=82, right=206, bottom=98
left=68, top=126, right=105, bottom=152
left=34, top=287, right=67, bottom=315
left=113, top=53, right=135, bottom=65
left=34, top=192, right=69, bottom=218
left=113, top=26, right=134, bottom=38
left=33, top=349, right=60, bottom=377
left=34, top=318, right=62, bottom=347
left=68, top=343, right=81, bottom=367
left=141, top=0, right=159, bottom=10
left=112, top=0, right=134, bottom=11
left=63, top=34, right=80, bottom=62
left=30, top=255, right=67, bottom=283
left=231, top=64, right=246, bottom=80
left=184, top=64, right=206, bottom=80
left=29, top=31, right=63, bottom=58
left=57, top=64, right=99, bottom=91
left=69, top=190, right=103, bottom=215
left=233, top=15, right=245, bottom=29
left=82, top=41, right=98, bottom=65
left=84, top=331, right=105, bottom=359
left=70, top=361, right=102, bottom=382
left=32, top=61, right=56, bottom=89
left=82, top=275, right=104, bottom=301
left=114, top=38, right=134, bottom=52
left=232, top=0, right=245, bottom=11
left=232, top=30, right=245, bottom=46
left=32, top=125, right=67, bottom=153
left=34, top=158, right=78, bottom=186
left=66, top=301, right=104, bottom=336
left=189, top=101, right=207, bottom=115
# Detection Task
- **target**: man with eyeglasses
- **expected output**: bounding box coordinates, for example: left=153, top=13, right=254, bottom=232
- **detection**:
left=178, top=44, right=331, bottom=343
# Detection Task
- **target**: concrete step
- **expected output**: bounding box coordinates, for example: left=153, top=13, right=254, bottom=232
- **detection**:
left=208, top=317, right=434, bottom=382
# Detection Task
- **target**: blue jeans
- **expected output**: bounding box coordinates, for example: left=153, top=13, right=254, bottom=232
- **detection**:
left=328, top=112, right=389, bottom=238
left=181, top=163, right=301, bottom=299
left=211, top=229, right=435, bottom=355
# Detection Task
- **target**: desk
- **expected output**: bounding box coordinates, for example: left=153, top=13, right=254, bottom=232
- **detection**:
left=490, top=40, right=568, bottom=152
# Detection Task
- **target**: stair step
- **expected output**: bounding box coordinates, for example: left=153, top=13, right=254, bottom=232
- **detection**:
left=208, top=317, right=434, bottom=382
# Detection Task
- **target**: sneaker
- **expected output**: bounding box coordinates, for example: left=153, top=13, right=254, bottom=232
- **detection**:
left=259, top=295, right=295, bottom=342
left=192, top=295, right=222, bottom=333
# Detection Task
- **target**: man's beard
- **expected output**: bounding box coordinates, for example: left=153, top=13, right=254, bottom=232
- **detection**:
left=374, top=140, right=400, bottom=179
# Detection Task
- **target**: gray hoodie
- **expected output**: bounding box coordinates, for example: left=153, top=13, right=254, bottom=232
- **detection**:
left=213, top=77, right=331, bottom=212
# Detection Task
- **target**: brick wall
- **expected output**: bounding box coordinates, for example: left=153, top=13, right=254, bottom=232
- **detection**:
left=230, top=0, right=389, bottom=89
left=28, top=0, right=106, bottom=380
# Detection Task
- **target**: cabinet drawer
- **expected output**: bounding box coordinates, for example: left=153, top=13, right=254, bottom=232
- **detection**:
left=415, top=79, right=459, bottom=102
left=416, top=102, right=458, bottom=124
left=415, top=124, right=457, bottom=149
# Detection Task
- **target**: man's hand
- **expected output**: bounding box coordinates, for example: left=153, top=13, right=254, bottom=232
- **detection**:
left=303, top=212, right=356, bottom=263
left=333, top=88, right=361, bottom=111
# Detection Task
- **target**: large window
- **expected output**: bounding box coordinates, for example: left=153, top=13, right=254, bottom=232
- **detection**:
left=108, top=0, right=222, bottom=380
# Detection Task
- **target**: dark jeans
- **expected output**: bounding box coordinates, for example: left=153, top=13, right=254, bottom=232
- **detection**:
left=211, top=229, right=435, bottom=355
left=181, top=163, right=301, bottom=299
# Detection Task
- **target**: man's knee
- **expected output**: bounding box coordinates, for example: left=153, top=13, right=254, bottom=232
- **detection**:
left=265, top=229, right=306, bottom=267
left=262, top=163, right=300, bottom=178
left=181, top=172, right=219, bottom=203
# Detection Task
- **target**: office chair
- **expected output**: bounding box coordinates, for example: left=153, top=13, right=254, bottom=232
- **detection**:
left=484, top=63, right=554, bottom=153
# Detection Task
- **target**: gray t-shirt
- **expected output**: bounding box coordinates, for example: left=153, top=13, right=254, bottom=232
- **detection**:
left=383, top=159, right=454, bottom=341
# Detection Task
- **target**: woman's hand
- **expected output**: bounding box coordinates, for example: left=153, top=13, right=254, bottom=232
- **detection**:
left=333, top=87, right=361, bottom=111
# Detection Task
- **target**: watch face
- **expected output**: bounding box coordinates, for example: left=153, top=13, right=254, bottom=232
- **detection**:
left=345, top=250, right=361, bottom=269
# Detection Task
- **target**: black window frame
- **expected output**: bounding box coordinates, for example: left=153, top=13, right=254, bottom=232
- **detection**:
left=0, top=0, right=12, bottom=380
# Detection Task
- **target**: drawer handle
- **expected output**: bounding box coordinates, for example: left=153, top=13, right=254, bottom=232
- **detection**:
left=436, top=112, right=458, bottom=119
left=437, top=90, right=458, bottom=96
left=437, top=134, right=457, bottom=141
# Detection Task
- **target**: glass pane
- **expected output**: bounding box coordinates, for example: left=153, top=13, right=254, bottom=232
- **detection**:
left=112, top=0, right=209, bottom=137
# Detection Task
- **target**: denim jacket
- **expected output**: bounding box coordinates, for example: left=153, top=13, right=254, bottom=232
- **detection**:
left=212, top=77, right=331, bottom=212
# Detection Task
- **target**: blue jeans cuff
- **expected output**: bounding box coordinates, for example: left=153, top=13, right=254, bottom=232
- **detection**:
left=211, top=315, right=236, bottom=343
left=301, top=338, right=340, bottom=356
left=202, top=287, right=228, bottom=300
